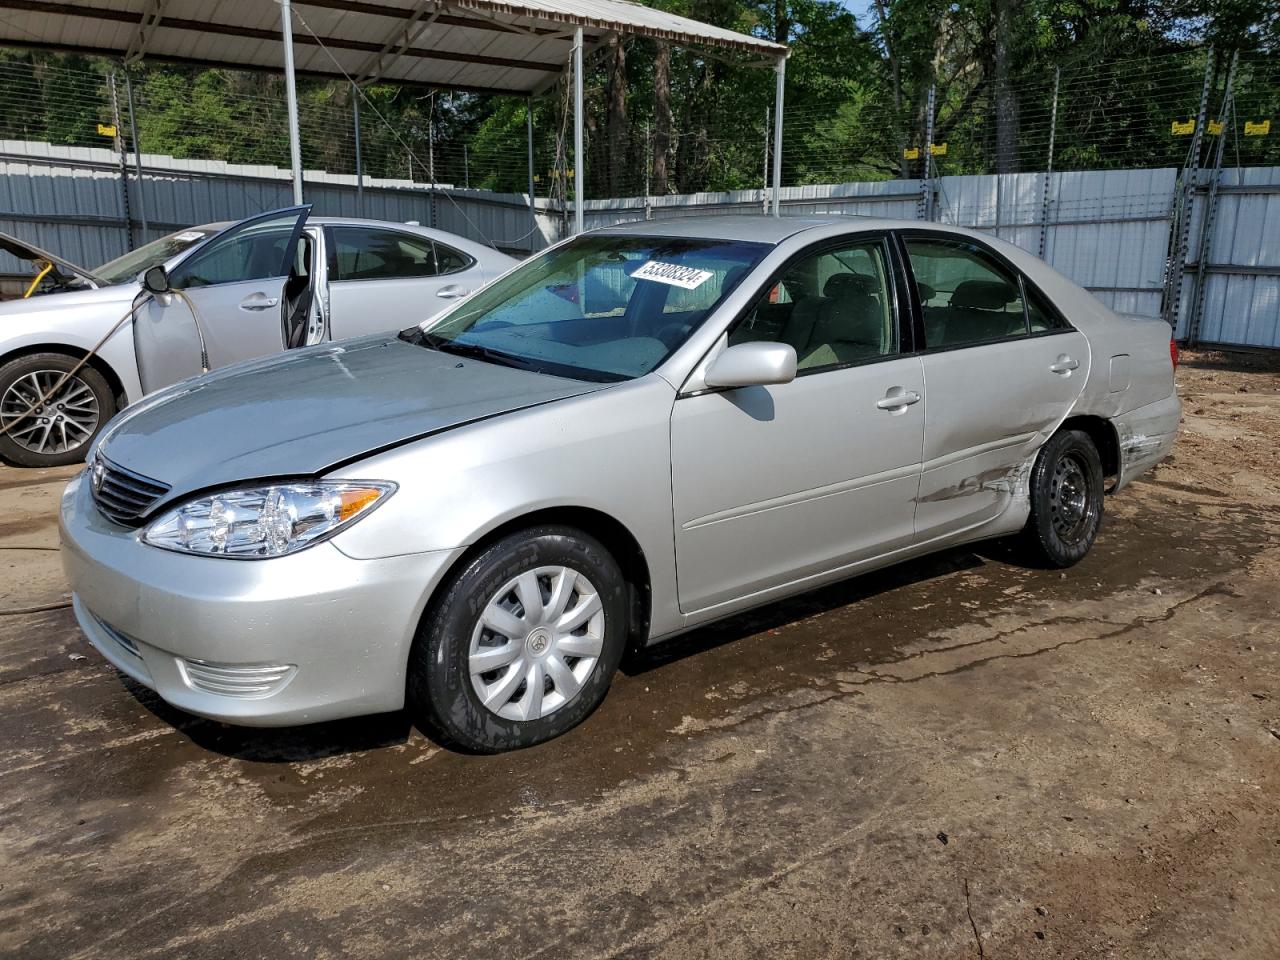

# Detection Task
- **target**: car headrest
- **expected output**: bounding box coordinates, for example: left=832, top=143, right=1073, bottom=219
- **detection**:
left=823, top=272, right=877, bottom=298
left=917, top=281, right=936, bottom=302
left=812, top=292, right=883, bottom=347
left=950, top=279, right=1017, bottom=310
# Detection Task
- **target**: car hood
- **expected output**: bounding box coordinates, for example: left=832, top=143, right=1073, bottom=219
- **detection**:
left=0, top=230, right=102, bottom=288
left=97, top=335, right=612, bottom=503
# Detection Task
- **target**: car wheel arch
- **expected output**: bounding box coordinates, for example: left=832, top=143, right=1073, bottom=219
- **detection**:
left=1057, top=414, right=1120, bottom=487
left=0, top=342, right=129, bottom=410
left=421, top=505, right=653, bottom=653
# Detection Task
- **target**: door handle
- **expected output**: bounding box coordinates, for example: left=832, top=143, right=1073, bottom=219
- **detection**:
left=1049, top=355, right=1079, bottom=375
left=876, top=388, right=922, bottom=411
left=239, top=294, right=279, bottom=311
left=436, top=286, right=467, bottom=299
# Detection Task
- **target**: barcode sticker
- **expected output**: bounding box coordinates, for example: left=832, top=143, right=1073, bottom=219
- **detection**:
left=630, top=261, right=715, bottom=290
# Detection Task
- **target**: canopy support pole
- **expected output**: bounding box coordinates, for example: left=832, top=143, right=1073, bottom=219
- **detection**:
left=280, top=0, right=304, bottom=205
left=123, top=69, right=148, bottom=237
left=771, top=55, right=785, bottom=217
left=573, top=25, right=584, bottom=235
left=352, top=81, right=364, bottom=217
left=527, top=95, right=537, bottom=248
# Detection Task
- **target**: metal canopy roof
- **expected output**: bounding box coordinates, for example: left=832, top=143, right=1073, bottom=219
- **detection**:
left=0, top=0, right=787, bottom=95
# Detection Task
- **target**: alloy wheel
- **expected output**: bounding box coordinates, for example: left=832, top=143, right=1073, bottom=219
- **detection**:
left=0, top=370, right=100, bottom=456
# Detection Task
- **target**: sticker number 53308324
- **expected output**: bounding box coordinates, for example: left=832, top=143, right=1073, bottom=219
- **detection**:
left=630, top=261, right=715, bottom=290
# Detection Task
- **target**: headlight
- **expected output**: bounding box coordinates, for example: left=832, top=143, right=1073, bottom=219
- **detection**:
left=143, top=481, right=395, bottom=559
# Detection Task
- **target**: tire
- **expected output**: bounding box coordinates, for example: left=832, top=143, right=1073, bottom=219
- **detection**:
left=0, top=353, right=116, bottom=468
left=407, top=525, right=629, bottom=753
left=1017, top=428, right=1105, bottom=568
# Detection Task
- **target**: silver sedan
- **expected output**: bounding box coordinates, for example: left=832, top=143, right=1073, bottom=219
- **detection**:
left=60, top=215, right=1181, bottom=753
left=0, top=209, right=516, bottom=466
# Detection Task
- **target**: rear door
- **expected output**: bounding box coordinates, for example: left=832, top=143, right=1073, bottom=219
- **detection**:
left=900, top=232, right=1089, bottom=539
left=133, top=207, right=309, bottom=393
left=324, top=225, right=482, bottom=338
left=670, top=234, right=926, bottom=614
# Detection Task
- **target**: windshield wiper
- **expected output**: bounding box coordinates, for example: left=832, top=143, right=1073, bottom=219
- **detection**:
left=420, top=333, right=539, bottom=372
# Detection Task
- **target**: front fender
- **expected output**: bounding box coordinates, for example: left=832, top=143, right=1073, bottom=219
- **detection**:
left=0, top=289, right=143, bottom=402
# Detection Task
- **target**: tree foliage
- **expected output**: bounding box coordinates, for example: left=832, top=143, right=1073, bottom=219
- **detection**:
left=0, top=0, right=1274, bottom=197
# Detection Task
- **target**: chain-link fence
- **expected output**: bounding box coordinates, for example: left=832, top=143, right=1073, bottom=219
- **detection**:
left=1, top=46, right=1276, bottom=203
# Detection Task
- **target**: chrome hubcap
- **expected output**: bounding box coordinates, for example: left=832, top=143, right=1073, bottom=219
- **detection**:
left=1050, top=453, right=1093, bottom=543
left=0, top=370, right=99, bottom=455
left=468, top=565, right=605, bottom=722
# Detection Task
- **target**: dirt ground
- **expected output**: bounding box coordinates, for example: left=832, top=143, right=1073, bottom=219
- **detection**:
left=0, top=350, right=1277, bottom=960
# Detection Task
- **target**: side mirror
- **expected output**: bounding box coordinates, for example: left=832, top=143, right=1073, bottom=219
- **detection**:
left=703, top=341, right=797, bottom=389
left=141, top=265, right=170, bottom=295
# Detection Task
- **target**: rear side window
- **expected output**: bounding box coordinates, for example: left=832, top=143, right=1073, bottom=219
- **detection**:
left=433, top=241, right=473, bottom=274
left=906, top=238, right=1030, bottom=348
left=328, top=227, right=440, bottom=281
left=1026, top=284, right=1069, bottom=333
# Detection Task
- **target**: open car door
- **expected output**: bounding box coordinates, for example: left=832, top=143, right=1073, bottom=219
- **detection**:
left=132, top=206, right=310, bottom=394
left=0, top=231, right=102, bottom=296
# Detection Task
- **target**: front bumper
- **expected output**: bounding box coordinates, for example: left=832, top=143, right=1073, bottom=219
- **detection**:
left=1112, top=391, right=1182, bottom=491
left=59, top=472, right=461, bottom=726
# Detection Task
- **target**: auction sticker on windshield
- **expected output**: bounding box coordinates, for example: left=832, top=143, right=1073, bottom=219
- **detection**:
left=630, top=261, right=715, bottom=290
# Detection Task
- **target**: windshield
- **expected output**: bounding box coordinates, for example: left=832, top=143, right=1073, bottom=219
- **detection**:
left=93, top=228, right=215, bottom=285
left=420, top=235, right=768, bottom=382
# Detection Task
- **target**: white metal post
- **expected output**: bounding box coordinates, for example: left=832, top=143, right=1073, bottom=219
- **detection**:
left=771, top=56, right=786, bottom=217
left=526, top=96, right=537, bottom=246
left=280, top=0, right=304, bottom=204
left=352, top=81, right=364, bottom=217
left=573, top=26, right=585, bottom=234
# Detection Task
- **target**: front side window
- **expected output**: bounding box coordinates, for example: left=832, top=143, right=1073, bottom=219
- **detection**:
left=906, top=238, right=1030, bottom=348
left=169, top=210, right=304, bottom=289
left=420, top=235, right=768, bottom=382
left=329, top=227, right=440, bottom=281
left=730, top=238, right=898, bottom=371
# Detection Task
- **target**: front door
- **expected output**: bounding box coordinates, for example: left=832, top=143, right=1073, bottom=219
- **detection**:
left=671, top=235, right=926, bottom=614
left=133, top=207, right=309, bottom=393
left=901, top=233, right=1090, bottom=538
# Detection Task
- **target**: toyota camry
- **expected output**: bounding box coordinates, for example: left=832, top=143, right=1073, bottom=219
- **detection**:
left=60, top=215, right=1180, bottom=753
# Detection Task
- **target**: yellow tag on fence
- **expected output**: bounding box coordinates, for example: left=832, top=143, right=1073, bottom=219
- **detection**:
left=1244, top=119, right=1271, bottom=136
left=96, top=123, right=117, bottom=137
left=1207, top=120, right=1223, bottom=135
left=929, top=142, right=948, bottom=156
left=902, top=147, right=919, bottom=160
left=1171, top=119, right=1195, bottom=135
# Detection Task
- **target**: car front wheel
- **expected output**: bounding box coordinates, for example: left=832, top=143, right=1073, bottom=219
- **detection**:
left=0, top=353, right=116, bottom=467
left=407, top=525, right=629, bottom=753
left=1018, top=428, right=1104, bottom=568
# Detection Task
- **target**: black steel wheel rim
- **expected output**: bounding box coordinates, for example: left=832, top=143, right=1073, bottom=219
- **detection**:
left=1049, top=451, right=1095, bottom=544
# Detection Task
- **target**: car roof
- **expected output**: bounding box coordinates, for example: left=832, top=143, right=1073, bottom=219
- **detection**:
left=591, top=214, right=977, bottom=245
left=186, top=217, right=445, bottom=233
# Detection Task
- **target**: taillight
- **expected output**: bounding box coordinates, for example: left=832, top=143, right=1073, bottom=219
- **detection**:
left=1170, top=338, right=1180, bottom=370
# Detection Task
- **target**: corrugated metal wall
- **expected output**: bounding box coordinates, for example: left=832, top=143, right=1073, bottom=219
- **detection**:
left=1175, top=166, right=1280, bottom=348
left=3, top=140, right=1278, bottom=346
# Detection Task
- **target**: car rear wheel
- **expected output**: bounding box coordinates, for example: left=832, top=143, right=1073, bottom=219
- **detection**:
left=1018, top=428, right=1104, bottom=568
left=407, top=525, right=629, bottom=753
left=0, top=353, right=116, bottom=467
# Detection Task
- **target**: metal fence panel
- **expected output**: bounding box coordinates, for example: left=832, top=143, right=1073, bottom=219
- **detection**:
left=1183, top=167, right=1280, bottom=347
left=2, top=138, right=1279, bottom=346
